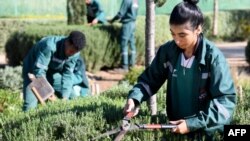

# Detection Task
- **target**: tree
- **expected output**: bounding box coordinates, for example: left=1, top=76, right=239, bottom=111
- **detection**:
left=212, top=0, right=219, bottom=36
left=67, top=0, right=86, bottom=25
left=145, top=0, right=157, bottom=116
left=145, top=0, right=167, bottom=116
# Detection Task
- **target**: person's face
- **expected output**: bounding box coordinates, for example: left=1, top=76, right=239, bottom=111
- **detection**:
left=65, top=41, right=79, bottom=57
left=85, top=0, right=91, bottom=4
left=170, top=23, right=201, bottom=50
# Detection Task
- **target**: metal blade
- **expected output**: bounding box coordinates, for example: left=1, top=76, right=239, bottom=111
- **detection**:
left=114, top=124, right=140, bottom=141
left=114, top=130, right=127, bottom=141
left=90, top=127, right=121, bottom=141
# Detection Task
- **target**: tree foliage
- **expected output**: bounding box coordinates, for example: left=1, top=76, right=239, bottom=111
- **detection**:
left=154, top=0, right=167, bottom=7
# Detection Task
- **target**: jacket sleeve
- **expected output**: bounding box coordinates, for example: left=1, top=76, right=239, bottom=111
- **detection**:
left=61, top=53, right=79, bottom=98
left=94, top=1, right=105, bottom=22
left=128, top=45, right=169, bottom=103
left=33, top=40, right=53, bottom=77
left=186, top=52, right=237, bottom=133
left=111, top=0, right=128, bottom=22
left=74, top=58, right=89, bottom=89
left=80, top=63, right=89, bottom=89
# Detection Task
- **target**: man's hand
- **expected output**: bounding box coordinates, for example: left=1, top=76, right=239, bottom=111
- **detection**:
left=28, top=73, right=36, bottom=81
left=87, top=19, right=98, bottom=26
left=48, top=94, right=57, bottom=102
left=91, top=19, right=98, bottom=25
left=169, top=119, right=190, bottom=134
left=123, top=99, right=140, bottom=117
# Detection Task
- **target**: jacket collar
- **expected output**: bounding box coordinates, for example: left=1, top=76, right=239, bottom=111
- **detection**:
left=174, top=34, right=207, bottom=65
left=56, top=38, right=68, bottom=59
left=195, top=34, right=208, bottom=65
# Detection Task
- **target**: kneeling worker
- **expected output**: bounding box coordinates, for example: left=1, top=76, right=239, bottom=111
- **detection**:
left=22, top=31, right=87, bottom=111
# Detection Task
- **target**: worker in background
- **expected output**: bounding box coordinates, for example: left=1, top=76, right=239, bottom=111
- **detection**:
left=85, top=0, right=107, bottom=26
left=109, top=0, right=139, bottom=72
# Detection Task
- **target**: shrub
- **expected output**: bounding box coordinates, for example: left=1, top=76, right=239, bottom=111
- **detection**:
left=1, top=82, right=250, bottom=140
left=4, top=15, right=174, bottom=71
left=194, top=10, right=250, bottom=41
left=4, top=24, right=146, bottom=72
left=4, top=11, right=250, bottom=71
left=123, top=66, right=145, bottom=85
left=101, top=81, right=132, bottom=99
left=0, top=19, right=65, bottom=51
left=5, top=25, right=121, bottom=72
left=231, top=90, right=250, bottom=125
left=0, top=89, right=22, bottom=114
left=5, top=23, right=73, bottom=66
left=0, top=83, right=173, bottom=141
left=0, top=66, right=23, bottom=92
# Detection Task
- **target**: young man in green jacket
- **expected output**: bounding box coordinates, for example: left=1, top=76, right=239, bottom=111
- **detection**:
left=22, top=31, right=89, bottom=111
left=85, top=0, right=107, bottom=26
left=109, top=0, right=139, bottom=71
left=122, top=0, right=236, bottom=140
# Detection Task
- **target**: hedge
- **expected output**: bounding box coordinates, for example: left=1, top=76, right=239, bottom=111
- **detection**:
left=1, top=82, right=250, bottom=141
left=4, top=15, right=173, bottom=72
left=5, top=24, right=145, bottom=72
left=3, top=11, right=250, bottom=72
left=0, top=66, right=23, bottom=92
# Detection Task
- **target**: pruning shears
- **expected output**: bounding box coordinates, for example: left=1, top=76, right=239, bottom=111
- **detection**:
left=91, top=111, right=177, bottom=141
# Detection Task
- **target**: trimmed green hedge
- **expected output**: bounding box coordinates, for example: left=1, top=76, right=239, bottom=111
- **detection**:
left=0, top=66, right=23, bottom=92
left=4, top=15, right=173, bottom=72
left=0, top=84, right=170, bottom=141
left=203, top=10, right=250, bottom=41
left=1, top=82, right=250, bottom=141
left=123, top=66, right=145, bottom=85
left=4, top=24, right=147, bottom=72
left=3, top=11, right=250, bottom=72
left=0, top=19, right=27, bottom=50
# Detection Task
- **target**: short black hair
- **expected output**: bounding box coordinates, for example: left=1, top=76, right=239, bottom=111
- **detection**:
left=68, top=30, right=86, bottom=50
left=169, top=0, right=204, bottom=29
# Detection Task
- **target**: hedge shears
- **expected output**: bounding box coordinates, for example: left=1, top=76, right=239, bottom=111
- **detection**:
left=90, top=111, right=176, bottom=141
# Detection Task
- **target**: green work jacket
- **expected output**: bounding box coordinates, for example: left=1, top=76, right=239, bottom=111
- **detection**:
left=128, top=36, right=236, bottom=136
left=73, top=56, right=89, bottom=93
left=87, top=0, right=107, bottom=23
left=112, top=0, right=138, bottom=23
left=23, top=36, right=80, bottom=98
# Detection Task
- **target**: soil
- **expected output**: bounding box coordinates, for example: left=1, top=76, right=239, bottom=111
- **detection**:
left=88, top=70, right=125, bottom=93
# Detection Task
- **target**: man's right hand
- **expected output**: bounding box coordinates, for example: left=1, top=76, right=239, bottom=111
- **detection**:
left=48, top=94, right=57, bottom=102
left=123, top=98, right=140, bottom=117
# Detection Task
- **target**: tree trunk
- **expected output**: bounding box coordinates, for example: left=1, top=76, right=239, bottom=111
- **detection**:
left=145, top=0, right=157, bottom=115
left=67, top=0, right=86, bottom=25
left=212, top=0, right=218, bottom=36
